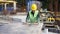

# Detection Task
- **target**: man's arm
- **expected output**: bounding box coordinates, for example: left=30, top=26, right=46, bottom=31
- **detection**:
left=38, top=12, right=40, bottom=18
left=38, top=12, right=40, bottom=23
left=26, top=13, right=29, bottom=22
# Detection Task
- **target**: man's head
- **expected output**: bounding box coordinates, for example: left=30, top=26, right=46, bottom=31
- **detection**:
left=31, top=4, right=37, bottom=11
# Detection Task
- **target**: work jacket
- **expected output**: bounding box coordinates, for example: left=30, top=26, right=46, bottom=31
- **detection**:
left=26, top=10, right=40, bottom=23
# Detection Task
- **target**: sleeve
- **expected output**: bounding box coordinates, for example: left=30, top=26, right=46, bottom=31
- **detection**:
left=26, top=12, right=29, bottom=22
left=38, top=12, right=40, bottom=18
left=38, top=12, right=40, bottom=23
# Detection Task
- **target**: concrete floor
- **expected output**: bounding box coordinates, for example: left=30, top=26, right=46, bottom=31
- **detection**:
left=0, top=14, right=59, bottom=34
left=0, top=23, right=58, bottom=34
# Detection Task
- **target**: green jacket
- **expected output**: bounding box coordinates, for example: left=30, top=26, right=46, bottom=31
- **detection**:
left=26, top=10, right=40, bottom=23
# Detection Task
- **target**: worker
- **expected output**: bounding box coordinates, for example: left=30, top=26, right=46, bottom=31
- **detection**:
left=26, top=4, right=40, bottom=23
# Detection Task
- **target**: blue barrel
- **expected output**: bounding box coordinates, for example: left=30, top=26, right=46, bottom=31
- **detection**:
left=7, top=7, right=13, bottom=12
left=0, top=5, right=3, bottom=12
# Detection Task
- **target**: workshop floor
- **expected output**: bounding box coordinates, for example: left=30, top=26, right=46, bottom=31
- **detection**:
left=0, top=13, right=59, bottom=34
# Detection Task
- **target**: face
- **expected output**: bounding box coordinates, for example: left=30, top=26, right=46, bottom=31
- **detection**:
left=32, top=10, right=35, bottom=12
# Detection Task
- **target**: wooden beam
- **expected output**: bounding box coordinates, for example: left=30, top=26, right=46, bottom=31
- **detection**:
left=48, top=0, right=53, bottom=11
left=54, top=0, right=58, bottom=12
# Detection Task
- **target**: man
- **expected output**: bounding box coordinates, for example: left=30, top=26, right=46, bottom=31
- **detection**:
left=26, top=4, right=40, bottom=23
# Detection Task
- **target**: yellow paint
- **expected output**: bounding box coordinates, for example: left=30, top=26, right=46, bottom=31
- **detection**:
left=0, top=0, right=3, bottom=1
left=0, top=1, right=17, bottom=3
left=56, top=18, right=60, bottom=21
left=48, top=17, right=55, bottom=22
